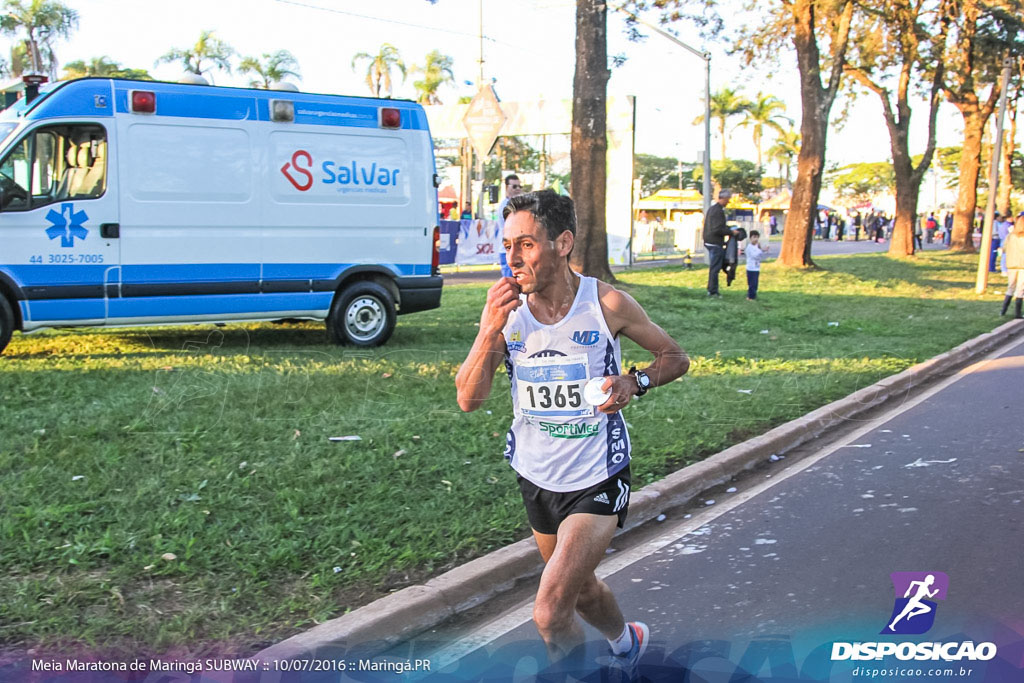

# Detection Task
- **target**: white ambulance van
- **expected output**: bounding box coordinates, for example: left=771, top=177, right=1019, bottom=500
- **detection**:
left=0, top=77, right=442, bottom=354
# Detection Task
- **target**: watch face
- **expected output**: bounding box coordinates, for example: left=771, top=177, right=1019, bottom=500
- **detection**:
left=638, top=372, right=651, bottom=388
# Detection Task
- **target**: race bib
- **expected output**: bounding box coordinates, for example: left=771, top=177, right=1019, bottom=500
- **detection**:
left=515, top=353, right=593, bottom=419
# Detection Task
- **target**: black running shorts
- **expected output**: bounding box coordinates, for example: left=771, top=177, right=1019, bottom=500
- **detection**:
left=516, top=466, right=631, bottom=535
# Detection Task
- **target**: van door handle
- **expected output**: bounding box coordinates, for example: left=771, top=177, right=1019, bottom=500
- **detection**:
left=100, top=223, right=119, bottom=238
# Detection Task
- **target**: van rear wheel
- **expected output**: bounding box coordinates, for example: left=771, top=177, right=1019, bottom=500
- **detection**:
left=0, top=296, right=14, bottom=355
left=328, top=282, right=396, bottom=347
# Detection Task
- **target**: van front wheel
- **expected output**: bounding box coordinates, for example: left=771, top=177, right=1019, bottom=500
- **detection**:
left=0, top=296, right=14, bottom=355
left=328, top=282, right=396, bottom=347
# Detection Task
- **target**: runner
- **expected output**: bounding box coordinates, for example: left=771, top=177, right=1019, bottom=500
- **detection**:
left=455, top=190, right=690, bottom=671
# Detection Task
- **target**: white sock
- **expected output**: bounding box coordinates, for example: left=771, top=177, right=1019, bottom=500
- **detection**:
left=608, top=623, right=632, bottom=655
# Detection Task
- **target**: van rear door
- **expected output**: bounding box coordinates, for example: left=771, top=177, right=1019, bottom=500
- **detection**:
left=0, top=121, right=119, bottom=327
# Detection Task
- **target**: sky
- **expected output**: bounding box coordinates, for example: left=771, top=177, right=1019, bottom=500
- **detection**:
left=17, top=0, right=978, bottom=178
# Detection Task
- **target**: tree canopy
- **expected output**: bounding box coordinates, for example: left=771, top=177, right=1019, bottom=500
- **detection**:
left=156, top=30, right=234, bottom=81
left=0, top=0, right=78, bottom=78
left=351, top=43, right=406, bottom=98
left=238, top=50, right=301, bottom=89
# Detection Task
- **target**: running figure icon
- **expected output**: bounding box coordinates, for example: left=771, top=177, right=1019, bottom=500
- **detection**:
left=888, top=574, right=939, bottom=631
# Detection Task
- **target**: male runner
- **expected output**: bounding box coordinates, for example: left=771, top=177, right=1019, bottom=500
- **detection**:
left=455, top=190, right=690, bottom=668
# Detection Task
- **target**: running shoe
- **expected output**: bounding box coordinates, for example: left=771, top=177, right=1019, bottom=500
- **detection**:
left=615, top=621, right=649, bottom=668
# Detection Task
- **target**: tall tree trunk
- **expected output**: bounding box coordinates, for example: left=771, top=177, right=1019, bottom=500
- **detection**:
left=569, top=0, right=614, bottom=281
left=950, top=107, right=989, bottom=251
left=846, top=42, right=944, bottom=258
left=997, top=94, right=1018, bottom=217
left=777, top=0, right=854, bottom=267
left=891, top=167, right=919, bottom=256
left=719, top=119, right=727, bottom=161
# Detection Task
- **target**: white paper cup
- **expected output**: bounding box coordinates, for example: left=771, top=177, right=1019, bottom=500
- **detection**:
left=583, top=377, right=612, bottom=406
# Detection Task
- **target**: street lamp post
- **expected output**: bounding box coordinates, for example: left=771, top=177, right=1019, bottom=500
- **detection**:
left=975, top=56, right=1013, bottom=295
left=612, top=6, right=712, bottom=216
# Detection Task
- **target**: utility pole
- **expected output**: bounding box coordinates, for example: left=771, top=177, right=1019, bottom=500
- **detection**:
left=610, top=5, right=712, bottom=216
left=976, top=57, right=1013, bottom=294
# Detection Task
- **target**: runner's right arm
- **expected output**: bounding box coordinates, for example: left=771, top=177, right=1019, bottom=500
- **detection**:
left=456, top=277, right=522, bottom=412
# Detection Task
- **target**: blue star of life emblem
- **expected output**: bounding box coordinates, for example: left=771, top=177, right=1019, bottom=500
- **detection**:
left=45, top=203, right=89, bottom=248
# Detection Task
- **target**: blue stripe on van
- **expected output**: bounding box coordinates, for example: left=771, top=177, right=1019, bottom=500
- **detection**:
left=25, top=298, right=105, bottom=321
left=26, top=80, right=114, bottom=119
left=107, top=292, right=333, bottom=319
left=1, top=265, right=109, bottom=286
left=114, top=89, right=258, bottom=121
left=3, top=263, right=429, bottom=287
left=28, top=80, right=430, bottom=130
left=28, top=292, right=334, bottom=323
left=120, top=263, right=259, bottom=283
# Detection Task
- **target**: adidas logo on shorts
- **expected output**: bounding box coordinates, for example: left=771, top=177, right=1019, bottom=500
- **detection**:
left=593, top=492, right=610, bottom=504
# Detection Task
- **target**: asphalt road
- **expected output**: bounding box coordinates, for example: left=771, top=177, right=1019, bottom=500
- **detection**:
left=442, top=238, right=948, bottom=286
left=366, top=333, right=1024, bottom=682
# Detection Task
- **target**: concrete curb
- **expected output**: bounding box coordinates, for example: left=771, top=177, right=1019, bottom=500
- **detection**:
left=255, top=319, right=1024, bottom=662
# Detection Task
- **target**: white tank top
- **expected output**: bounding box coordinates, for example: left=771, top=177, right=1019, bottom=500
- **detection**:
left=501, top=273, right=631, bottom=492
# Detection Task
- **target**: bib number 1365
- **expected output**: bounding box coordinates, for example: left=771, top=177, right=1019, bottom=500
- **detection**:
left=515, top=353, right=593, bottom=419
left=525, top=383, right=582, bottom=410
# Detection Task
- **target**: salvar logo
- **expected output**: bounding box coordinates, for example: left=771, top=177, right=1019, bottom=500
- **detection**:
left=831, top=642, right=996, bottom=662
left=322, top=160, right=401, bottom=186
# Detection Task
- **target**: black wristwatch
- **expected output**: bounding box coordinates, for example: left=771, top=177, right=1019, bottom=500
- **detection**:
left=628, top=366, right=651, bottom=397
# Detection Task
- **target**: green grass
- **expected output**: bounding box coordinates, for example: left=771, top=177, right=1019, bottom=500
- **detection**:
left=0, top=251, right=1011, bottom=656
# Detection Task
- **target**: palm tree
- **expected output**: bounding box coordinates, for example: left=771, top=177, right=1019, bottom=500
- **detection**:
left=156, top=30, right=234, bottom=82
left=351, top=43, right=406, bottom=98
left=693, top=87, right=751, bottom=161
left=62, top=55, right=152, bottom=80
left=736, top=93, right=791, bottom=170
left=411, top=50, right=454, bottom=104
left=238, top=50, right=301, bottom=89
left=0, top=0, right=79, bottom=79
left=767, top=127, right=801, bottom=189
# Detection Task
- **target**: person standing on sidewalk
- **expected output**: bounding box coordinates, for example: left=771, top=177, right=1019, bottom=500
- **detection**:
left=497, top=174, right=525, bottom=278
left=703, top=189, right=736, bottom=297
left=1000, top=212, right=1024, bottom=319
left=455, top=190, right=689, bottom=670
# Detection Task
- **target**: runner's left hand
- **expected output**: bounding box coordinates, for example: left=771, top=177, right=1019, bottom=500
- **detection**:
left=596, top=375, right=637, bottom=415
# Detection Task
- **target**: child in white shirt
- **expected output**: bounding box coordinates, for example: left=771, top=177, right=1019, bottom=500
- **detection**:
left=744, top=230, right=768, bottom=300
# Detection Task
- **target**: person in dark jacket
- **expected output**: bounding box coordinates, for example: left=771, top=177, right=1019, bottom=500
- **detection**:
left=703, top=189, right=738, bottom=297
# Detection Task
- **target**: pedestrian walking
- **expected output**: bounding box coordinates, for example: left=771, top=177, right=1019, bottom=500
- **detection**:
left=989, top=212, right=1004, bottom=273
left=743, top=230, right=768, bottom=300
left=996, top=213, right=1012, bottom=275
left=926, top=213, right=938, bottom=243
left=913, top=216, right=924, bottom=251
left=943, top=211, right=953, bottom=246
left=703, top=189, right=736, bottom=297
left=456, top=189, right=690, bottom=671
left=1000, top=212, right=1024, bottom=319
left=853, top=211, right=862, bottom=241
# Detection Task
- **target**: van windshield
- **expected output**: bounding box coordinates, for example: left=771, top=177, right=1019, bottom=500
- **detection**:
left=0, top=123, right=16, bottom=147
